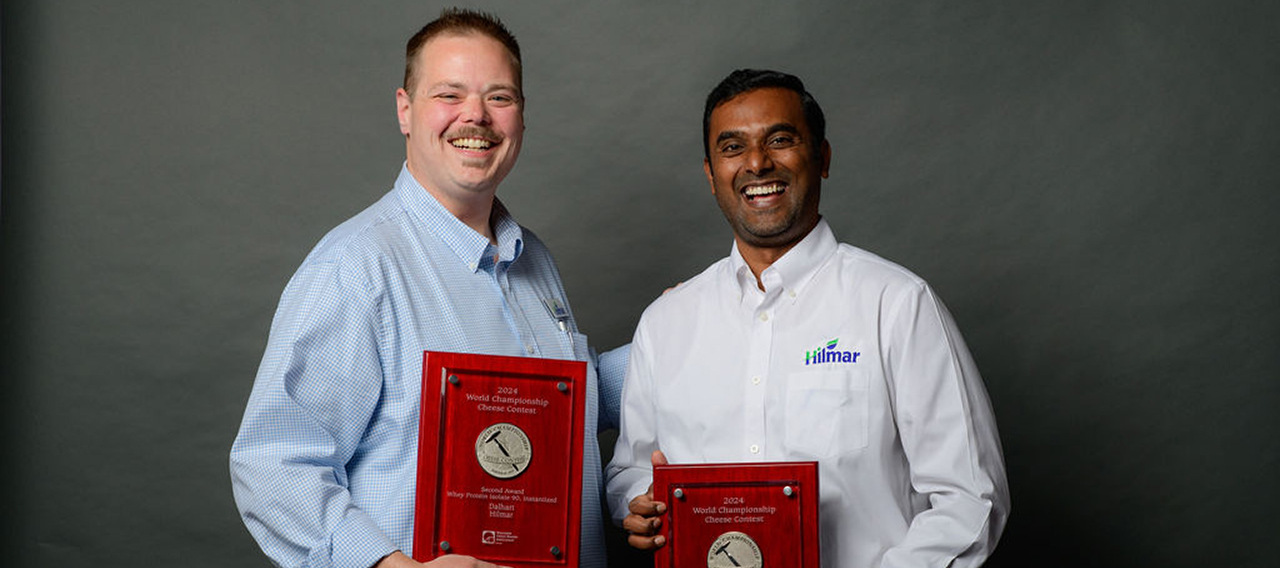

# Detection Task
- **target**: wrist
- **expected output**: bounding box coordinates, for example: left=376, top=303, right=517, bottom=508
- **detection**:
left=374, top=551, right=417, bottom=568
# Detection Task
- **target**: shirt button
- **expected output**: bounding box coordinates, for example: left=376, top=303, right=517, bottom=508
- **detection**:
left=751, top=376, right=761, bottom=385
left=749, top=444, right=760, bottom=454
left=758, top=312, right=769, bottom=322
left=788, top=290, right=797, bottom=299
left=525, top=345, right=536, bottom=355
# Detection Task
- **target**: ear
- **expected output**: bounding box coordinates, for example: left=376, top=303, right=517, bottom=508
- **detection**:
left=704, top=159, right=716, bottom=194
left=820, top=139, right=832, bottom=178
left=395, top=88, right=412, bottom=136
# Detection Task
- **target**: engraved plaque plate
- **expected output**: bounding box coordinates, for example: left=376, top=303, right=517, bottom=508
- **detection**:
left=654, top=462, right=820, bottom=568
left=414, top=351, right=586, bottom=567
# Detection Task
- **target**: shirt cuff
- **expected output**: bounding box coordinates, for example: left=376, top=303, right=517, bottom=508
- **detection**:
left=327, top=508, right=399, bottom=568
left=605, top=468, right=653, bottom=525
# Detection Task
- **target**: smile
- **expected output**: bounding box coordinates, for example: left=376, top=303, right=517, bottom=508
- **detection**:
left=449, top=137, right=495, bottom=150
left=741, top=182, right=786, bottom=199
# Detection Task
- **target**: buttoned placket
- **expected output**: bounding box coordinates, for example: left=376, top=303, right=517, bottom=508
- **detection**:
left=486, top=247, right=540, bottom=356
left=741, top=268, right=784, bottom=460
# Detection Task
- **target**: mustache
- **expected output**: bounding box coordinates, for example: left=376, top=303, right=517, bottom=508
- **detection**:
left=447, top=127, right=503, bottom=142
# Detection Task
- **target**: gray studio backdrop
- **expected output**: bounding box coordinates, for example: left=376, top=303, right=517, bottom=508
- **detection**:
left=2, top=1, right=1277, bottom=567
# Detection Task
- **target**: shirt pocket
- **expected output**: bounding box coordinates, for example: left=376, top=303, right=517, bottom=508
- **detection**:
left=784, top=369, right=869, bottom=457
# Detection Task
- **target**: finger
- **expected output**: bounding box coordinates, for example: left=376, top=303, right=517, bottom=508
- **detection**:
left=622, top=512, right=662, bottom=535
left=627, top=533, right=668, bottom=551
left=651, top=449, right=669, bottom=468
left=629, top=494, right=666, bottom=516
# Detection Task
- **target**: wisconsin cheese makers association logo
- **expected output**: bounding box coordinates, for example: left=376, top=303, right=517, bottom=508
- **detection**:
left=474, top=423, right=532, bottom=479
left=707, top=531, right=763, bottom=568
left=804, top=337, right=861, bottom=366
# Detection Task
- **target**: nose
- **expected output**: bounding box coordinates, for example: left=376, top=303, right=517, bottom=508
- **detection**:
left=460, top=95, right=491, bottom=124
left=745, top=145, right=774, bottom=176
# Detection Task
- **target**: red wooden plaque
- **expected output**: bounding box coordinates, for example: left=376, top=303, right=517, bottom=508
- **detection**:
left=414, top=351, right=586, bottom=567
left=653, top=462, right=820, bottom=568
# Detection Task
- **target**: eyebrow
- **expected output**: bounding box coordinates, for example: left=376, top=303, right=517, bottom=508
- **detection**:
left=715, top=122, right=802, bottom=145
left=428, top=81, right=520, bottom=91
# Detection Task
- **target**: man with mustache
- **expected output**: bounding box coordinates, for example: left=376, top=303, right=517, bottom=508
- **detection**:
left=606, top=69, right=1010, bottom=567
left=231, top=9, right=626, bottom=568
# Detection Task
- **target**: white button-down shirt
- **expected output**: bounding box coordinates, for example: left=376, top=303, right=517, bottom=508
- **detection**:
left=606, top=219, right=1009, bottom=568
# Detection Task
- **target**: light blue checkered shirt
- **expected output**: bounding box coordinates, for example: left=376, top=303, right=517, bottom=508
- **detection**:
left=231, top=165, right=627, bottom=568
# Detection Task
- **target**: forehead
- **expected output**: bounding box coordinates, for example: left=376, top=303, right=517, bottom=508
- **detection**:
left=708, top=87, right=808, bottom=136
left=415, top=33, right=521, bottom=86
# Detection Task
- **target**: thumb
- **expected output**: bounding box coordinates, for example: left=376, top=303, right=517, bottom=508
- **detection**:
left=651, top=449, right=669, bottom=468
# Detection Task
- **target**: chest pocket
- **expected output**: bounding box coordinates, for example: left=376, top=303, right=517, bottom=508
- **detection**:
left=784, top=369, right=869, bottom=457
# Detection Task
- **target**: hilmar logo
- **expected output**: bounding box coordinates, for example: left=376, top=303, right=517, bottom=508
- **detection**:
left=804, top=338, right=861, bottom=365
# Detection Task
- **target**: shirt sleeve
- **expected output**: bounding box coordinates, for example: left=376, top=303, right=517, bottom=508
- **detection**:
left=880, top=283, right=1011, bottom=568
left=229, top=259, right=397, bottom=568
left=594, top=343, right=631, bottom=432
left=604, top=320, right=659, bottom=525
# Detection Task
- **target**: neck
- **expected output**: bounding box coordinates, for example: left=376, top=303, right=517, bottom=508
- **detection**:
left=736, top=238, right=798, bottom=292
left=444, top=197, right=496, bottom=243
left=407, top=167, right=498, bottom=243
left=734, top=219, right=820, bottom=291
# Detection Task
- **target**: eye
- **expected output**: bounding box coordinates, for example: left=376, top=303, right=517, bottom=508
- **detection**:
left=719, top=142, right=744, bottom=155
left=488, top=93, right=517, bottom=106
left=434, top=93, right=461, bottom=102
left=768, top=134, right=798, bottom=147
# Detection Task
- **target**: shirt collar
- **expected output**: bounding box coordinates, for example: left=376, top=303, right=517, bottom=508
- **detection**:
left=727, top=217, right=838, bottom=303
left=394, top=164, right=524, bottom=273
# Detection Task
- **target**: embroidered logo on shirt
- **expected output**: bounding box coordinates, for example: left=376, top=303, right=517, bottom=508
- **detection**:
left=804, top=338, right=861, bottom=365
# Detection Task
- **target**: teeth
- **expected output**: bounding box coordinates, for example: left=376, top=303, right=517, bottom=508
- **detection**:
left=743, top=183, right=785, bottom=197
left=450, top=138, right=493, bottom=150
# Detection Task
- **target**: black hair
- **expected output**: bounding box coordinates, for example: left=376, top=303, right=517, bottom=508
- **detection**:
left=702, top=69, right=826, bottom=160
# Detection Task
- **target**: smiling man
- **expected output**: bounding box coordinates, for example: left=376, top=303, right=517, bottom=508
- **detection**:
left=606, top=69, right=1010, bottom=567
left=230, top=9, right=627, bottom=568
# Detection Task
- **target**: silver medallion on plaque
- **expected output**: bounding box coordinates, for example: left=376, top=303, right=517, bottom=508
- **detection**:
left=475, top=422, right=533, bottom=479
left=707, top=531, right=763, bottom=568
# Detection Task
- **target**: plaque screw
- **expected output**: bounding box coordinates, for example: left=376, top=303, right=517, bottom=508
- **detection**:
left=557, top=381, right=568, bottom=392
left=550, top=546, right=562, bottom=557
left=439, top=540, right=451, bottom=552
left=783, top=485, right=794, bottom=497
left=673, top=488, right=685, bottom=500
left=447, top=375, right=460, bottom=386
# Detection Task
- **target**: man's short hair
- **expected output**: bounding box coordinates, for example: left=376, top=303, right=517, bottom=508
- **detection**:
left=403, top=8, right=522, bottom=94
left=702, top=69, right=826, bottom=160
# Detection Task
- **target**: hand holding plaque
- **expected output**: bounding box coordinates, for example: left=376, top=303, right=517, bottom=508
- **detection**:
left=621, top=450, right=671, bottom=550
left=651, top=462, right=820, bottom=568
left=414, top=352, right=587, bottom=568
